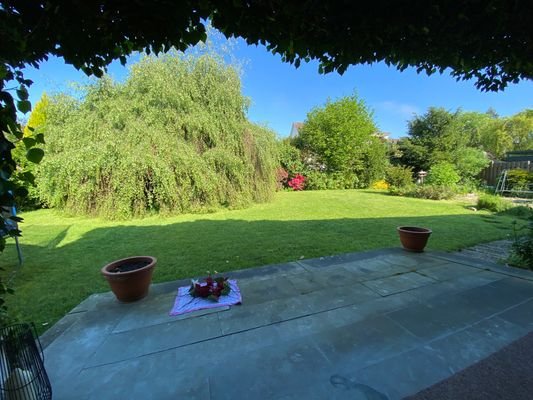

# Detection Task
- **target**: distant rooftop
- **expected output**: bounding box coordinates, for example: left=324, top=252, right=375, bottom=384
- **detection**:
left=289, top=122, right=303, bottom=138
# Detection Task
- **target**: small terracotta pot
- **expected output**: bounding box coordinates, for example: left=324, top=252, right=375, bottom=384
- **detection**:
left=397, top=226, right=432, bottom=252
left=101, top=256, right=157, bottom=302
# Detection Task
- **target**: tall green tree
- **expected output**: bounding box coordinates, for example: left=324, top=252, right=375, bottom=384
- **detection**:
left=400, top=108, right=458, bottom=172
left=36, top=54, right=278, bottom=218
left=9, top=93, right=49, bottom=209
left=400, top=107, right=489, bottom=181
left=480, top=119, right=514, bottom=159
left=504, top=110, right=533, bottom=152
left=452, top=111, right=496, bottom=148
left=473, top=109, right=532, bottom=159
left=295, top=95, right=386, bottom=187
left=23, top=93, right=49, bottom=137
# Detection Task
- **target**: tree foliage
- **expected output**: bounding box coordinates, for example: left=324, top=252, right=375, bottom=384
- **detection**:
left=400, top=107, right=532, bottom=180
left=295, top=95, right=387, bottom=188
left=399, top=107, right=490, bottom=181
left=385, top=165, right=414, bottom=189
left=504, top=110, right=533, bottom=151
left=426, top=162, right=461, bottom=187
left=23, top=93, right=49, bottom=137
left=36, top=54, right=277, bottom=218
left=3, top=1, right=531, bottom=89
left=8, top=94, right=49, bottom=209
left=481, top=110, right=533, bottom=158
left=277, top=138, right=304, bottom=176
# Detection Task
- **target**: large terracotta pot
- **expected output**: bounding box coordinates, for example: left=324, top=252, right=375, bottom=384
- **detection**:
left=101, top=256, right=157, bottom=302
left=397, top=226, right=432, bottom=252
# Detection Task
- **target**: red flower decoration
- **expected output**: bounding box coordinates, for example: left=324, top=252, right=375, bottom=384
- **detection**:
left=193, top=284, right=211, bottom=298
left=189, top=275, right=231, bottom=301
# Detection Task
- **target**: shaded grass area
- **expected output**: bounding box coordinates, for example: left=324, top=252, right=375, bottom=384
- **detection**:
left=1, top=190, right=524, bottom=333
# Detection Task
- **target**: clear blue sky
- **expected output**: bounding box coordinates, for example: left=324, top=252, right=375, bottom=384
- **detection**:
left=21, top=36, right=532, bottom=139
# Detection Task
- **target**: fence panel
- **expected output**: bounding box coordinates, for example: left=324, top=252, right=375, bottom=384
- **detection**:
left=480, top=160, right=532, bottom=186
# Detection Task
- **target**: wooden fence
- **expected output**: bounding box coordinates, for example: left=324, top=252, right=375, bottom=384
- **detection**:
left=480, top=160, right=532, bottom=186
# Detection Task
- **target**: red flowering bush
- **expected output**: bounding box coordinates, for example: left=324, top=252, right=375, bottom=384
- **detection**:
left=288, top=174, right=306, bottom=191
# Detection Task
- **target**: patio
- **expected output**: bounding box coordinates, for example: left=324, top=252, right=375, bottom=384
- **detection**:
left=41, top=247, right=533, bottom=400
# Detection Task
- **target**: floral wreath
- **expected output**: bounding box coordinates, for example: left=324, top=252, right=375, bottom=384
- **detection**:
left=189, top=274, right=231, bottom=302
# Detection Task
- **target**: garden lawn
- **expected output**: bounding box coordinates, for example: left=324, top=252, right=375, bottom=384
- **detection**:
left=2, top=190, right=524, bottom=333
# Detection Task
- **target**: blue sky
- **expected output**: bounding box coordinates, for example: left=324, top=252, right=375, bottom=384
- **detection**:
left=21, top=37, right=532, bottom=139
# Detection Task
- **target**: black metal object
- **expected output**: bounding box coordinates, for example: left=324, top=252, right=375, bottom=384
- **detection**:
left=0, top=203, right=23, bottom=266
left=0, top=323, right=52, bottom=400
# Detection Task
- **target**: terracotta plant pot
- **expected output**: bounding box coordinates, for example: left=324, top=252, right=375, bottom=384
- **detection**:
left=101, top=256, right=157, bottom=302
left=397, top=226, right=432, bottom=252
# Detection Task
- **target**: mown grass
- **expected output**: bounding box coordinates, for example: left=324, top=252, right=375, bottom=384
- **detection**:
left=2, top=190, right=524, bottom=333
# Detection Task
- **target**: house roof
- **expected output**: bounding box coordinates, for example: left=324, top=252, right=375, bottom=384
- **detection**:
left=290, top=122, right=304, bottom=138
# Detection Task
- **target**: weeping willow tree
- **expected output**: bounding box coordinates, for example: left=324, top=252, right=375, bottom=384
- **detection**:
left=37, top=54, right=277, bottom=218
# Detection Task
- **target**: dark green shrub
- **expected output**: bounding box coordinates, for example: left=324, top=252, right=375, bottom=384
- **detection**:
left=477, top=194, right=512, bottom=212
left=388, top=184, right=416, bottom=196
left=510, top=216, right=533, bottom=270
left=501, top=206, right=533, bottom=219
left=506, top=169, right=533, bottom=191
left=359, top=139, right=389, bottom=187
left=410, top=185, right=457, bottom=200
left=304, top=171, right=329, bottom=190
left=453, top=147, right=490, bottom=183
left=278, top=140, right=304, bottom=175
left=385, top=165, right=413, bottom=189
left=305, top=171, right=359, bottom=190
left=426, top=162, right=460, bottom=187
left=456, top=178, right=482, bottom=194
left=328, top=171, right=360, bottom=189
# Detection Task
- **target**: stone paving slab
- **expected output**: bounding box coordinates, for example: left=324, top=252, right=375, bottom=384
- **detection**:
left=312, top=315, right=420, bottom=371
left=341, top=260, right=413, bottom=281
left=87, top=311, right=223, bottom=367
left=208, top=336, right=333, bottom=400
left=304, top=264, right=365, bottom=287
left=76, top=346, right=212, bottom=400
left=42, top=247, right=533, bottom=400
left=238, top=273, right=300, bottom=304
left=432, top=250, right=533, bottom=282
left=113, top=302, right=229, bottom=334
left=348, top=347, right=453, bottom=400
left=416, top=262, right=481, bottom=282
left=386, top=278, right=532, bottom=341
left=362, top=272, right=437, bottom=296
left=421, top=316, right=528, bottom=374
left=405, top=270, right=504, bottom=302
left=216, top=292, right=316, bottom=335
left=497, top=298, right=533, bottom=330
